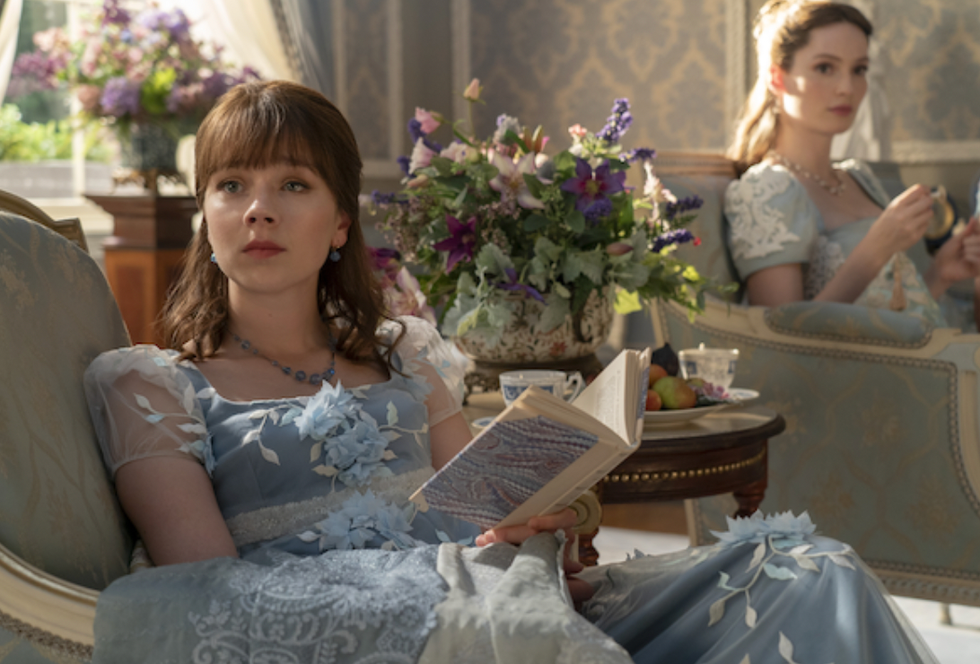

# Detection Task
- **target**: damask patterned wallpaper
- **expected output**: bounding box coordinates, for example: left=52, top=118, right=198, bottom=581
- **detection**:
left=335, top=0, right=979, bottom=184
left=873, top=1, right=980, bottom=143
left=468, top=0, right=729, bottom=153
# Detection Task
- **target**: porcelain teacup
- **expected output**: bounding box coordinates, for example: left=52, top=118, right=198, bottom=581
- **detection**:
left=499, top=370, right=584, bottom=406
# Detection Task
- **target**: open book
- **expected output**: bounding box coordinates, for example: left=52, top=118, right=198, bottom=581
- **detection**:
left=409, top=348, right=652, bottom=529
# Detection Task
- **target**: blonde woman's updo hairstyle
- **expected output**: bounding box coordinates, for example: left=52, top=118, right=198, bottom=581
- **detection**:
left=162, top=80, right=400, bottom=365
left=727, top=0, right=872, bottom=174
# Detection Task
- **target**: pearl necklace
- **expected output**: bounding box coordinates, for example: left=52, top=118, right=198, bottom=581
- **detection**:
left=769, top=152, right=846, bottom=196
left=232, top=332, right=337, bottom=385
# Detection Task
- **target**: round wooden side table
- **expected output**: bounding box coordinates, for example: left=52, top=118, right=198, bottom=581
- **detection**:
left=580, top=406, right=785, bottom=565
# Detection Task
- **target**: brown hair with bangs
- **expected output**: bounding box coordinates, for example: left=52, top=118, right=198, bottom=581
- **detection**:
left=160, top=80, right=402, bottom=365
left=727, top=0, right=872, bottom=174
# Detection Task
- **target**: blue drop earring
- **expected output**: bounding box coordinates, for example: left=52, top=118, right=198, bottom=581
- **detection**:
left=210, top=252, right=218, bottom=265
left=329, top=248, right=341, bottom=262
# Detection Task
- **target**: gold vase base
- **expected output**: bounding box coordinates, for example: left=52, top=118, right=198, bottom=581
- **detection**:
left=463, top=353, right=603, bottom=402
left=112, top=168, right=187, bottom=196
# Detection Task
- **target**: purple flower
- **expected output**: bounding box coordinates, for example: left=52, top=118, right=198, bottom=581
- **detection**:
left=561, top=158, right=626, bottom=215
left=202, top=72, right=232, bottom=99
left=407, top=118, right=425, bottom=143
left=652, top=228, right=695, bottom=252
left=101, top=0, right=131, bottom=27
left=433, top=215, right=477, bottom=272
left=164, top=10, right=192, bottom=41
left=137, top=9, right=168, bottom=31
left=100, top=77, right=142, bottom=117
left=665, top=195, right=703, bottom=220
left=597, top=98, right=633, bottom=144
left=583, top=197, right=613, bottom=223
left=407, top=118, right=441, bottom=153
left=396, top=155, right=411, bottom=176
left=370, top=190, right=406, bottom=206
left=367, top=246, right=402, bottom=273
left=8, top=52, right=59, bottom=95
left=627, top=147, right=657, bottom=163
left=497, top=268, right=545, bottom=302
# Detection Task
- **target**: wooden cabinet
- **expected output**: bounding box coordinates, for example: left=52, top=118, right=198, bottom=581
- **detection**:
left=86, top=195, right=197, bottom=345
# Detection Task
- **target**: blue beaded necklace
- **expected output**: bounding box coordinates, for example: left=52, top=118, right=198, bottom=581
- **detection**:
left=232, top=332, right=337, bottom=385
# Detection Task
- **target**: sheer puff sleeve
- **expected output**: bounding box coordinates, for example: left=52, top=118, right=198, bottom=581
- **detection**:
left=724, top=163, right=819, bottom=281
left=384, top=316, right=468, bottom=427
left=84, top=345, right=213, bottom=479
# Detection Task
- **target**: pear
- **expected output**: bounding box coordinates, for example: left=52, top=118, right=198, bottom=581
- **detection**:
left=653, top=376, right=697, bottom=410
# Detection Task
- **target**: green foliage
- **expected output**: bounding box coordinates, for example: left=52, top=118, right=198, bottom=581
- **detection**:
left=0, top=104, right=112, bottom=162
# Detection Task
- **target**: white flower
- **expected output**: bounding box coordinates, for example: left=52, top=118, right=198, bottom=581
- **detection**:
left=408, top=138, right=437, bottom=174
left=439, top=141, right=470, bottom=164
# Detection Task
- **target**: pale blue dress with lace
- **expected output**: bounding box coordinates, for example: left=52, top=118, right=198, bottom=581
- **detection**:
left=84, top=316, right=938, bottom=663
left=725, top=159, right=947, bottom=327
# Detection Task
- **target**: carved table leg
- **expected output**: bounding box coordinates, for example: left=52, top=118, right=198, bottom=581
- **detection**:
left=578, top=530, right=600, bottom=567
left=733, top=478, right=767, bottom=518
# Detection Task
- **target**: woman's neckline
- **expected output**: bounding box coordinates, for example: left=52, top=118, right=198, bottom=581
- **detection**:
left=180, top=350, right=400, bottom=406
left=763, top=160, right=884, bottom=232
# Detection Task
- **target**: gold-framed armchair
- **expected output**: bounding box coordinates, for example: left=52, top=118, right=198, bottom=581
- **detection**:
left=644, top=153, right=980, bottom=607
left=0, top=192, right=131, bottom=661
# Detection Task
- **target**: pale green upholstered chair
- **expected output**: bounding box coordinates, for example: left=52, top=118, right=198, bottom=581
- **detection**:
left=0, top=194, right=132, bottom=662
left=647, top=152, right=980, bottom=608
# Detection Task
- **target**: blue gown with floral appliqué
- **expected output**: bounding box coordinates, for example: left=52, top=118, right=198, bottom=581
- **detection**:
left=84, top=316, right=938, bottom=664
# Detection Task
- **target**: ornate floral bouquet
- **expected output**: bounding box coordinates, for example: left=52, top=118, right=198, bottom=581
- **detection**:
left=369, top=81, right=710, bottom=344
left=11, top=0, right=259, bottom=137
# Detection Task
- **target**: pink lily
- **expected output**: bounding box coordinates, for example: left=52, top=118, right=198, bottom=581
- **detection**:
left=415, top=107, right=440, bottom=134
left=488, top=150, right=545, bottom=210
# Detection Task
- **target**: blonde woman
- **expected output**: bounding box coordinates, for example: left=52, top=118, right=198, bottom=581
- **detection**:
left=726, top=0, right=980, bottom=327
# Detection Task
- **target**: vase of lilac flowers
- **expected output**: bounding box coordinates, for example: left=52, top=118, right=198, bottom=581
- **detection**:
left=11, top=0, right=259, bottom=190
left=369, top=81, right=710, bottom=368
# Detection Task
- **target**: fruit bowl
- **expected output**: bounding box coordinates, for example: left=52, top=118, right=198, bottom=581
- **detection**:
left=644, top=388, right=759, bottom=427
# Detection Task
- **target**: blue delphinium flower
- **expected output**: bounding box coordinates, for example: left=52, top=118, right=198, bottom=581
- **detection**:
left=407, top=118, right=441, bottom=152
left=583, top=197, right=613, bottom=224
left=651, top=228, right=695, bottom=252
left=626, top=147, right=657, bottom=163
left=597, top=98, right=633, bottom=144
left=666, top=195, right=703, bottom=220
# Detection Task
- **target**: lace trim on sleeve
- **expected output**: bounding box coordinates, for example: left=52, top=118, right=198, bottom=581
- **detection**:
left=84, top=345, right=213, bottom=477
left=725, top=166, right=802, bottom=261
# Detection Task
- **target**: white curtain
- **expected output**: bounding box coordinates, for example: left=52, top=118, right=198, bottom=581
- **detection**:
left=163, top=0, right=297, bottom=82
left=0, top=0, right=24, bottom=103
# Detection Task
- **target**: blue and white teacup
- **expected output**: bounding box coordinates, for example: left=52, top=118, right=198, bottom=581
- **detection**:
left=499, top=370, right=584, bottom=406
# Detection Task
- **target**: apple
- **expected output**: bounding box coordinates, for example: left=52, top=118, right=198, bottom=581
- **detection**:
left=653, top=376, right=697, bottom=410
left=648, top=364, right=669, bottom=388
left=645, top=390, right=662, bottom=412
